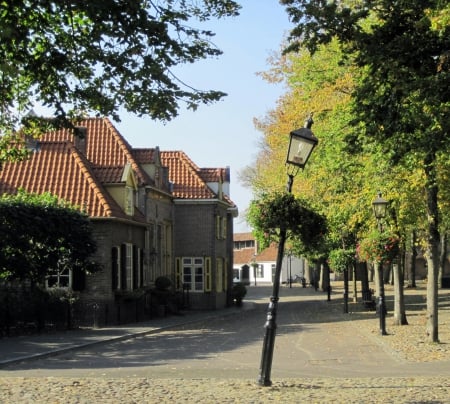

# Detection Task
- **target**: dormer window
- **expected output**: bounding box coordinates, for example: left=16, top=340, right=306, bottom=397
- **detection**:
left=125, top=186, right=134, bottom=216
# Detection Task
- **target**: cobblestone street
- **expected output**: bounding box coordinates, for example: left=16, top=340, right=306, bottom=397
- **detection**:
left=1, top=282, right=449, bottom=403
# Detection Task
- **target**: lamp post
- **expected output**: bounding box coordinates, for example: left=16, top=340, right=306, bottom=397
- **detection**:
left=258, top=115, right=318, bottom=387
left=372, top=192, right=388, bottom=336
left=288, top=251, right=292, bottom=289
left=251, top=256, right=258, bottom=287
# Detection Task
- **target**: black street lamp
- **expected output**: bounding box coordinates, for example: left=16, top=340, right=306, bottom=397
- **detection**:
left=258, top=115, right=318, bottom=387
left=372, top=192, right=388, bottom=336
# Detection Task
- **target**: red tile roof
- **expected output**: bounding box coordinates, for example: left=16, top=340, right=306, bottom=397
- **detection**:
left=0, top=141, right=126, bottom=218
left=42, top=118, right=153, bottom=186
left=233, top=244, right=278, bottom=264
left=234, top=232, right=254, bottom=242
left=199, top=167, right=229, bottom=183
left=0, top=116, right=236, bottom=218
left=161, top=151, right=218, bottom=200
left=132, top=148, right=157, bottom=164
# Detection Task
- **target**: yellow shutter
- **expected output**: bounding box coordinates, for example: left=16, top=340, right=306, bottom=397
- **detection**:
left=204, top=257, right=212, bottom=292
left=175, top=257, right=182, bottom=290
left=215, top=215, right=220, bottom=239
left=222, top=217, right=227, bottom=239
left=223, top=259, right=228, bottom=291
left=216, top=258, right=223, bottom=292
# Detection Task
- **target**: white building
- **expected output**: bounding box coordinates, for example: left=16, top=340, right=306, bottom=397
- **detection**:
left=233, top=233, right=306, bottom=285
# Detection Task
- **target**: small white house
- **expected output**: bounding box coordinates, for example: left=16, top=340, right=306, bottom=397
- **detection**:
left=233, top=233, right=306, bottom=285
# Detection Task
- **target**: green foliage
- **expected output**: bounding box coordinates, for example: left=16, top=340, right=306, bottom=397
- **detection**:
left=0, top=189, right=101, bottom=284
left=357, top=229, right=400, bottom=264
left=281, top=0, right=447, bottom=342
left=328, top=248, right=355, bottom=273
left=154, top=276, right=172, bottom=291
left=247, top=192, right=327, bottom=253
left=282, top=1, right=450, bottom=163
left=0, top=0, right=241, bottom=161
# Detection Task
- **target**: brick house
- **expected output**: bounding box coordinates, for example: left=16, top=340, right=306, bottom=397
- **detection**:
left=233, top=232, right=306, bottom=285
left=0, top=117, right=237, bottom=324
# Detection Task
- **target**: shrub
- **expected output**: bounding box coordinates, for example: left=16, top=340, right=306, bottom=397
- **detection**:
left=154, top=276, right=172, bottom=290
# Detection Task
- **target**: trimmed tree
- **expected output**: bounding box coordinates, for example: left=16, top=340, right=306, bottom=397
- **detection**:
left=0, top=190, right=100, bottom=286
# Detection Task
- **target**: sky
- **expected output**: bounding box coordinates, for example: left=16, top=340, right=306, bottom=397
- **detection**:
left=115, top=1, right=292, bottom=233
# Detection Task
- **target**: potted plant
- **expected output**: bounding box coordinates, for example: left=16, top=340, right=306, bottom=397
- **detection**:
left=153, top=276, right=172, bottom=317
left=232, top=282, right=247, bottom=307
left=357, top=229, right=400, bottom=264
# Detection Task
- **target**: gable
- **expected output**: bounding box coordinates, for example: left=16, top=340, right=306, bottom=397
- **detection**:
left=42, top=117, right=153, bottom=187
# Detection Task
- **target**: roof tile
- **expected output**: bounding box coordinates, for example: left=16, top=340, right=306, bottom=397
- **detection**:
left=161, top=151, right=217, bottom=199
left=0, top=141, right=126, bottom=218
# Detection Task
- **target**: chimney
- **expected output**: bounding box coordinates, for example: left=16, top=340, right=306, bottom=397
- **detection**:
left=74, top=126, right=87, bottom=155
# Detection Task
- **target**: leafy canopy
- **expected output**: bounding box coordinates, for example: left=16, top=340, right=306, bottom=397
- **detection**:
left=247, top=192, right=327, bottom=254
left=0, top=0, right=240, bottom=142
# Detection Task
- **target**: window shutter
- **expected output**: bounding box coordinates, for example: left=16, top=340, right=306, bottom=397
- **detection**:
left=133, top=245, right=139, bottom=290
left=72, top=268, right=85, bottom=291
left=111, top=247, right=119, bottom=290
left=223, top=259, right=228, bottom=291
left=120, top=244, right=127, bottom=290
left=215, top=215, right=220, bottom=239
left=175, top=257, right=182, bottom=290
left=222, top=217, right=227, bottom=239
left=204, top=257, right=212, bottom=292
left=216, top=258, right=223, bottom=292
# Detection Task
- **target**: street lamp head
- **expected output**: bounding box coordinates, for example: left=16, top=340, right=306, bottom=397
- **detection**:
left=286, top=119, right=318, bottom=170
left=372, top=192, right=388, bottom=220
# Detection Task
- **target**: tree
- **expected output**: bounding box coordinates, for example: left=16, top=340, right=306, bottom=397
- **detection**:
left=0, top=0, right=240, bottom=163
left=247, top=192, right=327, bottom=255
left=282, top=0, right=450, bottom=342
left=0, top=190, right=101, bottom=286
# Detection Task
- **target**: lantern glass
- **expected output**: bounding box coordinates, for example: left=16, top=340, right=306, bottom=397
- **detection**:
left=286, top=128, right=318, bottom=169
left=372, top=193, right=388, bottom=220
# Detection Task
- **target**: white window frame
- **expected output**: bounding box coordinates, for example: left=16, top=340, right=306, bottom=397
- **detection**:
left=182, top=257, right=204, bottom=292
left=125, top=243, right=133, bottom=290
left=46, top=267, right=72, bottom=289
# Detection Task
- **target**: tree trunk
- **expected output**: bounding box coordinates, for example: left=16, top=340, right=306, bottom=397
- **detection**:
left=439, top=232, right=447, bottom=289
left=352, top=264, right=357, bottom=302
left=407, top=230, right=417, bottom=288
left=360, top=262, right=370, bottom=297
left=343, top=266, right=349, bottom=314
left=320, top=260, right=329, bottom=292
left=313, top=261, right=320, bottom=291
left=393, top=260, right=408, bottom=325
left=424, top=152, right=440, bottom=343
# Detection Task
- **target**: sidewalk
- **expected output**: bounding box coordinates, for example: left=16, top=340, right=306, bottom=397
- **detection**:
left=0, top=301, right=255, bottom=367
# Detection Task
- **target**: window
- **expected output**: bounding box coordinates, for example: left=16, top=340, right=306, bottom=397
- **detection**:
left=47, top=266, right=71, bottom=288
left=233, top=240, right=255, bottom=250
left=116, top=243, right=134, bottom=290
left=124, top=186, right=134, bottom=216
left=47, top=264, right=85, bottom=291
left=256, top=264, right=264, bottom=278
left=182, top=257, right=204, bottom=292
